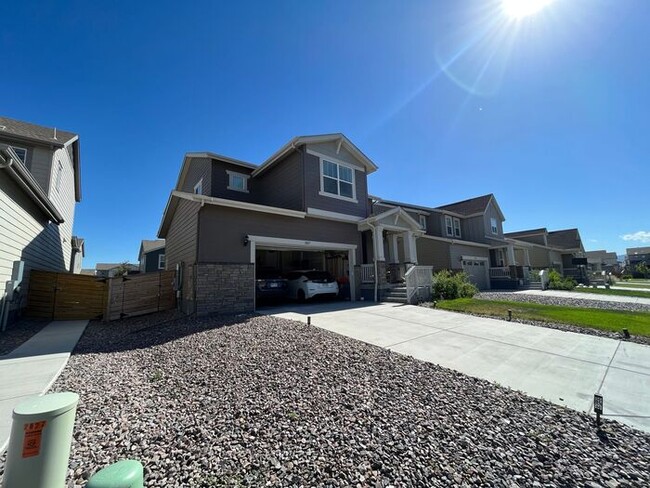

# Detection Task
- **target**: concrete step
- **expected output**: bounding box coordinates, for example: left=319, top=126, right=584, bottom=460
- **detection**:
left=522, top=282, right=543, bottom=290
left=383, top=296, right=408, bottom=303
left=384, top=290, right=407, bottom=298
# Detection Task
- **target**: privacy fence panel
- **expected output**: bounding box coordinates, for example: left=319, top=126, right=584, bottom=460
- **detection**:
left=105, top=270, right=176, bottom=322
left=26, top=271, right=107, bottom=320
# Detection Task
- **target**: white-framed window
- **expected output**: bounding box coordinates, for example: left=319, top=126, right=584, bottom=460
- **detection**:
left=54, top=160, right=63, bottom=193
left=10, top=146, right=27, bottom=163
left=227, top=171, right=249, bottom=192
left=158, top=254, right=166, bottom=269
left=419, top=215, right=427, bottom=231
left=491, top=217, right=498, bottom=234
left=320, top=158, right=356, bottom=201
left=445, top=215, right=461, bottom=238
left=193, top=178, right=203, bottom=195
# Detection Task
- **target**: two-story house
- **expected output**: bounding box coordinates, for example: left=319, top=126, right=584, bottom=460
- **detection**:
left=138, top=239, right=166, bottom=273
left=0, top=115, right=82, bottom=322
left=626, top=246, right=650, bottom=276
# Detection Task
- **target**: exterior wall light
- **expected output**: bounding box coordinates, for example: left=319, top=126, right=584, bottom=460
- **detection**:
left=243, top=236, right=249, bottom=247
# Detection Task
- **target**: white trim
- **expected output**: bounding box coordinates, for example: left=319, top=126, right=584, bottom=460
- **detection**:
left=419, top=215, right=427, bottom=230
left=306, top=207, right=364, bottom=223
left=307, top=149, right=365, bottom=172
left=186, top=151, right=258, bottom=170
left=460, top=255, right=489, bottom=261
left=419, top=234, right=491, bottom=248
left=226, top=170, right=250, bottom=193
left=248, top=235, right=357, bottom=252
left=158, top=253, right=166, bottom=269
left=453, top=217, right=461, bottom=238
left=9, top=146, right=27, bottom=163
left=193, top=178, right=203, bottom=195
left=490, top=217, right=498, bottom=235
left=172, top=190, right=306, bottom=218
left=318, top=156, right=358, bottom=202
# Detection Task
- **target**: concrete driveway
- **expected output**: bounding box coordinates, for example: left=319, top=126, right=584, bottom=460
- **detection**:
left=261, top=302, right=650, bottom=433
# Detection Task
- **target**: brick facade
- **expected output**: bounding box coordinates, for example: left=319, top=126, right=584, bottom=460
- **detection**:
left=194, top=263, right=254, bottom=315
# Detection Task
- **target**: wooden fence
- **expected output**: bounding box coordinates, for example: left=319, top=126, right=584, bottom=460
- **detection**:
left=26, top=270, right=176, bottom=321
left=105, top=270, right=176, bottom=321
left=26, top=271, right=107, bottom=320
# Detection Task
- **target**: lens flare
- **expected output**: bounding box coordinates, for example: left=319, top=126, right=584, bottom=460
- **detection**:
left=501, top=0, right=555, bottom=19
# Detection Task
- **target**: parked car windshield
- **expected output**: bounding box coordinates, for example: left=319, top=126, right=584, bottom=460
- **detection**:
left=304, top=271, right=334, bottom=282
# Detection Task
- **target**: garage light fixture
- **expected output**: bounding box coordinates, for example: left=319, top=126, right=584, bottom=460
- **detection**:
left=243, top=236, right=249, bottom=247
left=593, top=393, right=603, bottom=426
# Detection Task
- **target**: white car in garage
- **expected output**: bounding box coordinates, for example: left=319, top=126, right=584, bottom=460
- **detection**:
left=285, top=270, right=339, bottom=301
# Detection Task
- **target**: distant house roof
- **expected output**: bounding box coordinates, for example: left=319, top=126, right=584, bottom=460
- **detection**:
left=141, top=239, right=165, bottom=254
left=80, top=269, right=95, bottom=276
left=504, top=228, right=548, bottom=238
left=436, top=194, right=493, bottom=216
left=0, top=115, right=77, bottom=146
left=547, top=229, right=583, bottom=250
left=95, top=263, right=138, bottom=271
left=627, top=246, right=650, bottom=256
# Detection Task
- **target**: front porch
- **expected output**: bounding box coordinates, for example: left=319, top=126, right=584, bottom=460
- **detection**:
left=488, top=244, right=535, bottom=290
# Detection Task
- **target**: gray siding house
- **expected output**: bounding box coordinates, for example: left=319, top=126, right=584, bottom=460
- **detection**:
left=138, top=239, right=166, bottom=273
left=0, top=115, right=82, bottom=322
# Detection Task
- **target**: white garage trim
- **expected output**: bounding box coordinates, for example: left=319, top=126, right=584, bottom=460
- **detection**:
left=247, top=235, right=357, bottom=301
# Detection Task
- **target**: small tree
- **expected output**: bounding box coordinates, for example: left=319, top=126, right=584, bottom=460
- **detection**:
left=548, top=269, right=576, bottom=290
left=432, top=270, right=478, bottom=300
left=112, top=261, right=132, bottom=277
left=636, top=263, right=649, bottom=279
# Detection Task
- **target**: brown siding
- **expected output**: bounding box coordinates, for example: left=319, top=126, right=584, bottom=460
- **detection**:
left=528, top=247, right=551, bottom=268
left=254, top=151, right=304, bottom=210
left=210, top=160, right=256, bottom=202
left=181, top=158, right=212, bottom=195
left=463, top=215, right=485, bottom=242
left=303, top=152, right=369, bottom=218
left=197, top=206, right=362, bottom=264
left=416, top=238, right=451, bottom=271
left=449, top=244, right=490, bottom=270
left=165, top=199, right=200, bottom=268
left=483, top=200, right=504, bottom=239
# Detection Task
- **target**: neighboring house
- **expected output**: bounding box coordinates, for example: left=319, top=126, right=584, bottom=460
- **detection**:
left=70, top=236, right=85, bottom=274
left=504, top=227, right=586, bottom=280
left=0, top=115, right=83, bottom=321
left=95, top=263, right=139, bottom=278
left=138, top=239, right=166, bottom=272
left=626, top=247, right=650, bottom=276
left=370, top=194, right=521, bottom=290
left=585, top=250, right=618, bottom=273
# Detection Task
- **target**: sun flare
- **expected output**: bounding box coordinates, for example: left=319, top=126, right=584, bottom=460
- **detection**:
left=501, top=0, right=555, bottom=19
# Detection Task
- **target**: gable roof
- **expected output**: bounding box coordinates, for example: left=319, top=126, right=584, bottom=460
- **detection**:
left=359, top=206, right=425, bottom=233
left=627, top=246, right=650, bottom=256
left=95, top=263, right=139, bottom=271
left=547, top=228, right=583, bottom=250
left=504, top=228, right=548, bottom=238
left=0, top=115, right=77, bottom=146
left=139, top=239, right=165, bottom=260
left=436, top=194, right=493, bottom=216
left=252, top=133, right=378, bottom=177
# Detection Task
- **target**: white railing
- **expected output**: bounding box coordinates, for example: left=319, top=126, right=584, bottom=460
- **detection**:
left=489, top=267, right=512, bottom=279
left=361, top=264, right=375, bottom=283
left=405, top=265, right=433, bottom=304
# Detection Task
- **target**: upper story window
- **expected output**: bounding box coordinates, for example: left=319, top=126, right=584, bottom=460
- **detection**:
left=227, top=171, right=249, bottom=193
left=419, top=215, right=427, bottom=231
left=445, top=215, right=461, bottom=238
left=158, top=254, right=166, bottom=270
left=320, top=159, right=356, bottom=201
left=10, top=146, right=27, bottom=163
left=54, top=161, right=63, bottom=193
left=491, top=217, right=498, bottom=234
left=194, top=178, right=203, bottom=195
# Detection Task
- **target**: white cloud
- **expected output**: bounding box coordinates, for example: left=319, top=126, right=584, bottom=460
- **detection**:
left=621, top=231, right=650, bottom=243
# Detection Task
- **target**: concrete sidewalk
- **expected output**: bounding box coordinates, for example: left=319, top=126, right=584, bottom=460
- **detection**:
left=513, top=289, right=650, bottom=306
left=262, top=302, right=650, bottom=433
left=0, top=320, right=88, bottom=452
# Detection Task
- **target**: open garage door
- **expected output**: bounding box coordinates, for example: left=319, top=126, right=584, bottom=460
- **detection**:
left=248, top=235, right=357, bottom=308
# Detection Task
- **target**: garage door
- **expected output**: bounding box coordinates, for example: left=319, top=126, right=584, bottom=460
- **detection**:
left=461, top=259, right=488, bottom=290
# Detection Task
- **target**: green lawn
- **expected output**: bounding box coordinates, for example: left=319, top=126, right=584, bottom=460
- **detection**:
left=573, top=287, right=650, bottom=299
left=435, top=298, right=650, bottom=337
left=616, top=281, right=650, bottom=289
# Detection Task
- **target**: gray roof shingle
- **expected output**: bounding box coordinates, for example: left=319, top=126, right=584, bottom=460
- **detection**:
left=435, top=194, right=493, bottom=216
left=0, top=115, right=77, bottom=146
left=547, top=229, right=581, bottom=250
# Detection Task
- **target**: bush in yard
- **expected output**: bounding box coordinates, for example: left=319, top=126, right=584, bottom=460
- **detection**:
left=548, top=269, right=576, bottom=290
left=432, top=270, right=478, bottom=300
left=621, top=274, right=633, bottom=281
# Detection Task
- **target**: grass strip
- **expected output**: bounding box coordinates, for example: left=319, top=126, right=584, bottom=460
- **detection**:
left=572, top=287, right=650, bottom=299
left=436, top=298, right=650, bottom=337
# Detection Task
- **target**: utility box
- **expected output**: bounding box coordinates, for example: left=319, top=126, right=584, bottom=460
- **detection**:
left=3, top=392, right=79, bottom=488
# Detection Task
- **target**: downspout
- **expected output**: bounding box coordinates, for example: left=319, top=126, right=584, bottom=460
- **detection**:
left=367, top=222, right=379, bottom=303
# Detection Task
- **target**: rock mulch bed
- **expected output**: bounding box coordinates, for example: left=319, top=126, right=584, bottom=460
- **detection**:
left=0, top=318, right=49, bottom=356
left=2, top=312, right=649, bottom=487
left=477, top=291, right=650, bottom=313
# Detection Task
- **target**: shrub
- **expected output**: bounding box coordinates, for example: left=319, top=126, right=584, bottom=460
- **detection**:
left=621, top=274, right=633, bottom=281
left=548, top=269, right=576, bottom=290
left=432, top=270, right=478, bottom=300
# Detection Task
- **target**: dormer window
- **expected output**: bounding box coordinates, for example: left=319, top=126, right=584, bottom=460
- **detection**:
left=445, top=215, right=461, bottom=238
left=193, top=178, right=203, bottom=195
left=227, top=171, right=249, bottom=193
left=320, top=159, right=356, bottom=202
left=10, top=146, right=27, bottom=163
left=491, top=217, right=498, bottom=234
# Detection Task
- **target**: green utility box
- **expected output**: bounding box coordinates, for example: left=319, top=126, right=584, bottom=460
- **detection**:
left=87, top=459, right=144, bottom=488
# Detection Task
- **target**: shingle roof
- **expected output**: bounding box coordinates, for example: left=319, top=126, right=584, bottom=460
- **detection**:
left=141, top=239, right=165, bottom=253
left=0, top=115, right=77, bottom=146
left=435, top=194, right=494, bottom=216
left=95, top=263, right=138, bottom=271
left=504, top=228, right=548, bottom=238
left=547, top=229, right=581, bottom=250
left=627, top=246, right=650, bottom=255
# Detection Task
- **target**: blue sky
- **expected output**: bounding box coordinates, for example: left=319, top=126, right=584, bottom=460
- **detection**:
left=3, top=0, right=648, bottom=266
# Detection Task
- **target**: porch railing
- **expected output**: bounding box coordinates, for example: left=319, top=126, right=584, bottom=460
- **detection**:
left=360, top=264, right=375, bottom=283
left=405, top=266, right=433, bottom=304
left=489, top=267, right=512, bottom=279
left=387, top=263, right=407, bottom=283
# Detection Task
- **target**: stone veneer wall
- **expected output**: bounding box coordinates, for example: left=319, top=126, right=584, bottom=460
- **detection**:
left=194, top=263, right=255, bottom=315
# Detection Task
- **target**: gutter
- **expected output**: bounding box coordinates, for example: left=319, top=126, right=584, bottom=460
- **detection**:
left=0, top=148, right=64, bottom=223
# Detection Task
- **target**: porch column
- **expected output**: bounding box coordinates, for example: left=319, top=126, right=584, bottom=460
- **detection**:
left=403, top=231, right=418, bottom=265
left=507, top=245, right=516, bottom=266
left=524, top=249, right=531, bottom=267
left=389, top=234, right=399, bottom=263
left=373, top=225, right=385, bottom=262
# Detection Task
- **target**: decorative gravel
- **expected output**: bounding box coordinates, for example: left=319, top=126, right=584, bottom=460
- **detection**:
left=2, top=312, right=649, bottom=487
left=0, top=318, right=49, bottom=356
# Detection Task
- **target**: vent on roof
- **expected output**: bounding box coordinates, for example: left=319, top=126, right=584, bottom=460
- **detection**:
left=0, top=126, right=5, bottom=130
left=53, top=127, right=57, bottom=140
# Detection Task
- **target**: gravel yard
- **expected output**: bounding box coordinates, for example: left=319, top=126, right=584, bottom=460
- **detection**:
left=476, top=291, right=650, bottom=313
left=3, top=312, right=649, bottom=487
left=0, top=318, right=49, bottom=356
